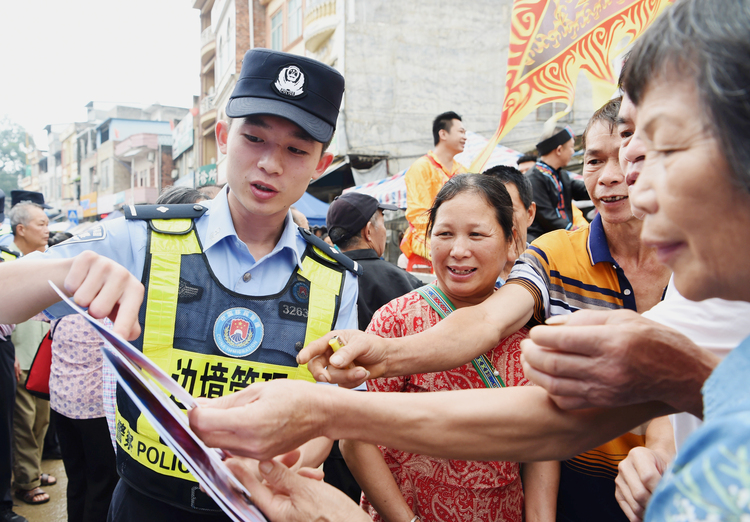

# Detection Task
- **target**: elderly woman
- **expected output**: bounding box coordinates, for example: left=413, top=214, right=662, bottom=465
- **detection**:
left=614, top=0, right=750, bottom=518
left=341, top=175, right=556, bottom=522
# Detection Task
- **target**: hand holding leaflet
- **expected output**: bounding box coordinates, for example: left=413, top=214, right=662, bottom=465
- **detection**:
left=48, top=281, right=267, bottom=522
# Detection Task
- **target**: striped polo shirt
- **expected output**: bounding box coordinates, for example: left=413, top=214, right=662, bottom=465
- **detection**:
left=507, top=213, right=637, bottom=326
left=506, top=214, right=650, bottom=522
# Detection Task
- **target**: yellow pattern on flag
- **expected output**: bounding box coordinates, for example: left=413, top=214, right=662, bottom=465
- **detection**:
left=470, top=0, right=674, bottom=172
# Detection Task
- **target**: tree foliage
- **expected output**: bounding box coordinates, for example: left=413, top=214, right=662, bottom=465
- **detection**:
left=0, top=116, right=33, bottom=213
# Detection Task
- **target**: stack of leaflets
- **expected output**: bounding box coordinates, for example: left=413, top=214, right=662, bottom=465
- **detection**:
left=50, top=282, right=267, bottom=522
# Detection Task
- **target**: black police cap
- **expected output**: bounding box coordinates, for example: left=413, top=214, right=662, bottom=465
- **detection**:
left=226, top=49, right=345, bottom=143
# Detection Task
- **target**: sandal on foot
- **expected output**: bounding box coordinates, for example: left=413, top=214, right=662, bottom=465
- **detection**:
left=15, top=487, right=49, bottom=505
left=40, top=474, right=56, bottom=486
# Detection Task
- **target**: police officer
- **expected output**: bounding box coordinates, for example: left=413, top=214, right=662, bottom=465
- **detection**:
left=36, top=49, right=360, bottom=521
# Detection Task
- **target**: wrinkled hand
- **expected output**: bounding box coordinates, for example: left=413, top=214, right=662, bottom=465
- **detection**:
left=615, top=446, right=669, bottom=521
left=64, top=251, right=144, bottom=340
left=520, top=309, right=711, bottom=412
left=189, top=379, right=328, bottom=460
left=297, top=330, right=387, bottom=387
left=14, top=358, right=21, bottom=382
left=225, top=456, right=369, bottom=522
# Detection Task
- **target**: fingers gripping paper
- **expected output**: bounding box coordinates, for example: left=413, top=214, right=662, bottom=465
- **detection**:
left=48, top=281, right=267, bottom=522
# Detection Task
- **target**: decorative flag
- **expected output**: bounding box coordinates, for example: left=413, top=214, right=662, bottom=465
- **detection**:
left=470, top=0, right=674, bottom=172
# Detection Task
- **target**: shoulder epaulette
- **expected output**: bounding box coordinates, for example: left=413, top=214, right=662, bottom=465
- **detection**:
left=123, top=204, right=208, bottom=221
left=0, top=245, right=19, bottom=258
left=299, top=227, right=363, bottom=276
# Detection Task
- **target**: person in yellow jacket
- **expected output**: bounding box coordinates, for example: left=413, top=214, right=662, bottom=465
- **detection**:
left=401, top=111, right=466, bottom=267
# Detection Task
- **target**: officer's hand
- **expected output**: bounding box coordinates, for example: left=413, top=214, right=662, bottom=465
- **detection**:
left=189, top=379, right=329, bottom=460
left=14, top=358, right=21, bottom=382
left=64, top=251, right=144, bottom=340
left=297, top=330, right=389, bottom=387
left=225, top=456, right=369, bottom=522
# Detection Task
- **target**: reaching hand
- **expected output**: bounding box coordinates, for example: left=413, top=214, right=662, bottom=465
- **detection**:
left=63, top=251, right=144, bottom=340
left=615, top=446, right=669, bottom=521
left=520, top=309, right=714, bottom=415
left=225, top=456, right=369, bottom=522
left=297, top=330, right=387, bottom=387
left=189, top=379, right=330, bottom=460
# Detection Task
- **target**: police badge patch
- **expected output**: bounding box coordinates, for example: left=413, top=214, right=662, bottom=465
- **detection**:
left=272, top=65, right=307, bottom=98
left=291, top=281, right=310, bottom=303
left=213, top=308, right=264, bottom=358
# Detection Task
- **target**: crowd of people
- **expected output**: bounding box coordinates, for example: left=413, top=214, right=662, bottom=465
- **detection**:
left=1, top=0, right=750, bottom=521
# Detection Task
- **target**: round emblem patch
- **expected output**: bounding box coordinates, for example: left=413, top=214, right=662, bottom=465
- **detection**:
left=273, top=65, right=307, bottom=98
left=291, top=281, right=310, bottom=303
left=213, top=308, right=264, bottom=358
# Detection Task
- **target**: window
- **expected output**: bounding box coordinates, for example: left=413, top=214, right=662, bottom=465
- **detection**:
left=217, top=35, right=224, bottom=72
left=536, top=102, right=574, bottom=123
left=100, top=162, right=109, bottom=190
left=224, top=20, right=231, bottom=72
left=271, top=10, right=283, bottom=50
left=287, top=0, right=302, bottom=43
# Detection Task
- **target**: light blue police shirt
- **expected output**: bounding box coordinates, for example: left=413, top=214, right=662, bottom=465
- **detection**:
left=37, top=186, right=359, bottom=331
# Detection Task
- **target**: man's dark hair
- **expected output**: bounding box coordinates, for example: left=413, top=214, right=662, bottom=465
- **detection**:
left=517, top=154, right=537, bottom=165
left=49, top=231, right=73, bottom=247
left=432, top=111, right=462, bottom=146
left=581, top=97, right=622, bottom=151
left=426, top=174, right=513, bottom=242
left=483, top=165, right=533, bottom=210
left=623, top=0, right=750, bottom=193
left=156, top=186, right=207, bottom=205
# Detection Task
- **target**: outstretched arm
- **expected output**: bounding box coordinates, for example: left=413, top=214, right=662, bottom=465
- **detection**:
left=0, top=251, right=144, bottom=340
left=189, top=379, right=672, bottom=463
left=298, top=283, right=535, bottom=387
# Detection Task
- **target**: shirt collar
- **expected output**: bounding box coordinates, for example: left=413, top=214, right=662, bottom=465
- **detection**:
left=342, top=248, right=380, bottom=260
left=201, top=186, right=304, bottom=268
left=201, top=186, right=235, bottom=251
left=587, top=214, right=615, bottom=266
left=427, top=151, right=460, bottom=176
left=536, top=160, right=560, bottom=175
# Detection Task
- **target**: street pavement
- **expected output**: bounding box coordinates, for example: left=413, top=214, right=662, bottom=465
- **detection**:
left=14, top=458, right=67, bottom=522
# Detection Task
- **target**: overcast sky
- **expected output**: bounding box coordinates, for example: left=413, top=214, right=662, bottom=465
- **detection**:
left=0, top=0, right=200, bottom=149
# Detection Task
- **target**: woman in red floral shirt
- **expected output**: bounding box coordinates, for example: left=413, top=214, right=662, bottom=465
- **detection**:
left=341, top=174, right=557, bottom=522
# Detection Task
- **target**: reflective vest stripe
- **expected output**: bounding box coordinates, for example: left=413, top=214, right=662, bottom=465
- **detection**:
left=0, top=250, right=18, bottom=262
left=301, top=253, right=341, bottom=344
left=142, top=219, right=200, bottom=371
left=116, top=410, right=192, bottom=481
left=117, top=216, right=345, bottom=487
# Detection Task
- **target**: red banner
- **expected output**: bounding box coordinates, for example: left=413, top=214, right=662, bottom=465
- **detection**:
left=470, top=0, right=673, bottom=171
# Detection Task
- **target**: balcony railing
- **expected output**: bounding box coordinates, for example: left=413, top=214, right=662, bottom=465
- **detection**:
left=201, top=26, right=215, bottom=48
left=305, top=0, right=336, bottom=27
left=200, top=95, right=215, bottom=114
